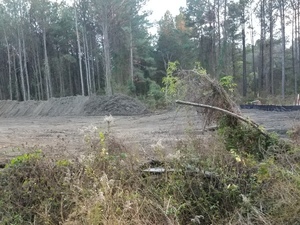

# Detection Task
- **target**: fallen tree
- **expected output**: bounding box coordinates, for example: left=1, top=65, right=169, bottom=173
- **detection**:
left=176, top=100, right=269, bottom=138
left=175, top=69, right=290, bottom=160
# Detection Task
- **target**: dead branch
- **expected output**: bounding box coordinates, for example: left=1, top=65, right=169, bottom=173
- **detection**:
left=176, top=100, right=270, bottom=138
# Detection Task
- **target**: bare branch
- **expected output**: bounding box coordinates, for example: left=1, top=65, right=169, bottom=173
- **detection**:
left=176, top=100, right=269, bottom=138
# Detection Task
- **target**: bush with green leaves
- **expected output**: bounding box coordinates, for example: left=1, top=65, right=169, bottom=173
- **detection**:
left=219, top=75, right=237, bottom=95
left=162, top=61, right=180, bottom=104
left=147, top=79, right=164, bottom=101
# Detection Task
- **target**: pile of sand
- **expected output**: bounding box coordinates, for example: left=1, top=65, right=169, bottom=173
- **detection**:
left=0, top=94, right=148, bottom=117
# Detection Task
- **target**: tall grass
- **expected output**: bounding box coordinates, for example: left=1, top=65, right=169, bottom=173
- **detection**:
left=1, top=122, right=300, bottom=225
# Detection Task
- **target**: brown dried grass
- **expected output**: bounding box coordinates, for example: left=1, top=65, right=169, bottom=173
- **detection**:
left=179, top=70, right=240, bottom=126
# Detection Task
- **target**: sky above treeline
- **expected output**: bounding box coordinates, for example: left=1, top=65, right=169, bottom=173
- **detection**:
left=58, top=0, right=186, bottom=34
left=145, top=0, right=186, bottom=21
left=144, top=0, right=186, bottom=34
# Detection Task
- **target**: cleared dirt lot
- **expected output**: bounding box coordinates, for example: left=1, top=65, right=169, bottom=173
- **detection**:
left=1, top=96, right=300, bottom=163
left=0, top=109, right=203, bottom=161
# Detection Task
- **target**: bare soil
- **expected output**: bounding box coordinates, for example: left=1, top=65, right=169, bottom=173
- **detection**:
left=1, top=95, right=300, bottom=164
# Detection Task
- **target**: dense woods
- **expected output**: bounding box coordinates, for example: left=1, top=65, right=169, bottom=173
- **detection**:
left=0, top=0, right=299, bottom=101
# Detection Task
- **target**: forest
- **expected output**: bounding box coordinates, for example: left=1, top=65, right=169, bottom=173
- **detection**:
left=0, top=0, right=299, bottom=101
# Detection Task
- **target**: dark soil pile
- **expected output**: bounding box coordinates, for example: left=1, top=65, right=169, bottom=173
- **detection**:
left=83, top=94, right=148, bottom=116
left=0, top=94, right=148, bottom=117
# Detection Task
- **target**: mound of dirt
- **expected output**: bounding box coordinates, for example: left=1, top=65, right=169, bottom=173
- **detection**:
left=83, top=94, right=148, bottom=116
left=0, top=94, right=148, bottom=117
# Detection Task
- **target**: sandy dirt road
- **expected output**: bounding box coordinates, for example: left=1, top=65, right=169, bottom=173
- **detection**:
left=0, top=108, right=300, bottom=163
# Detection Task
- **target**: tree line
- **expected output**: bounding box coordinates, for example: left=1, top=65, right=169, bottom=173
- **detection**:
left=0, top=0, right=299, bottom=101
left=157, top=0, right=300, bottom=99
left=0, top=0, right=152, bottom=100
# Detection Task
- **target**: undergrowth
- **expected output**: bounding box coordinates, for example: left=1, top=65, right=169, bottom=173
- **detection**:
left=1, top=119, right=300, bottom=225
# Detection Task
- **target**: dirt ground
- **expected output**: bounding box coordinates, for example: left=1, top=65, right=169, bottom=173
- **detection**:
left=0, top=108, right=203, bottom=162
left=1, top=95, right=300, bottom=164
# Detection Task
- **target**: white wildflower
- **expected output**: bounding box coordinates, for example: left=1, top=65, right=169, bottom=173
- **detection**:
left=151, top=139, right=164, bottom=150
left=98, top=191, right=105, bottom=202
left=63, top=168, right=71, bottom=183
left=124, top=200, right=133, bottom=211
left=78, top=154, right=86, bottom=163
left=191, top=215, right=204, bottom=224
left=167, top=150, right=181, bottom=160
left=104, top=114, right=114, bottom=132
left=79, top=124, right=98, bottom=135
left=240, top=194, right=250, bottom=204
left=104, top=114, right=114, bottom=124
left=87, top=125, right=98, bottom=133
left=100, top=173, right=109, bottom=185
left=100, top=172, right=114, bottom=191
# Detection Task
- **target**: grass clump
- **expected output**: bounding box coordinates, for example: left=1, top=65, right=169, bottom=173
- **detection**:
left=0, top=151, right=81, bottom=224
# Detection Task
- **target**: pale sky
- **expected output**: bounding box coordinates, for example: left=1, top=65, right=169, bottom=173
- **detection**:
left=144, top=0, right=186, bottom=34
left=146, top=0, right=186, bottom=22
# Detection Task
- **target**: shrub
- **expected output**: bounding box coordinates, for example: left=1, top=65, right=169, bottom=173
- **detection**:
left=0, top=152, right=81, bottom=224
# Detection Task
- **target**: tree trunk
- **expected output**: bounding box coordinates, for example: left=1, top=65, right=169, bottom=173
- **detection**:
left=297, top=0, right=300, bottom=95
left=43, top=28, right=52, bottom=100
left=13, top=53, right=19, bottom=100
left=269, top=0, right=274, bottom=95
left=129, top=20, right=134, bottom=85
left=68, top=61, right=73, bottom=96
left=231, top=40, right=236, bottom=78
left=211, top=2, right=216, bottom=77
left=33, top=51, right=41, bottom=100
left=90, top=38, right=96, bottom=93
left=75, top=3, right=85, bottom=96
left=217, top=0, right=221, bottom=77
left=279, top=0, right=286, bottom=99
left=222, top=0, right=228, bottom=74
left=18, top=32, right=26, bottom=101
left=85, top=30, right=92, bottom=95
left=292, top=10, right=296, bottom=95
left=58, top=53, right=64, bottom=97
left=22, top=33, right=30, bottom=100
left=96, top=56, right=101, bottom=91
left=259, top=0, right=265, bottom=94
left=4, top=31, right=12, bottom=100
left=290, top=0, right=298, bottom=95
left=250, top=11, right=257, bottom=96
left=82, top=29, right=91, bottom=96
left=103, top=4, right=113, bottom=96
left=242, top=12, right=247, bottom=97
left=37, top=47, right=44, bottom=100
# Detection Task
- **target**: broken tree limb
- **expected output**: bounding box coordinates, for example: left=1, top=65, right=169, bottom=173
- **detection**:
left=175, top=100, right=270, bottom=138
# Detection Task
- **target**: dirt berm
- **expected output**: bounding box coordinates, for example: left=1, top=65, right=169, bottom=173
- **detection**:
left=0, top=94, right=148, bottom=117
